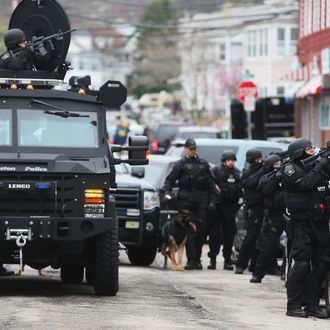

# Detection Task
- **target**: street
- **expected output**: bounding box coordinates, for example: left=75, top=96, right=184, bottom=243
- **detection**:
left=0, top=247, right=328, bottom=330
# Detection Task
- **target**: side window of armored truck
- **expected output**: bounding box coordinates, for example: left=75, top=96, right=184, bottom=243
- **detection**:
left=0, top=110, right=12, bottom=146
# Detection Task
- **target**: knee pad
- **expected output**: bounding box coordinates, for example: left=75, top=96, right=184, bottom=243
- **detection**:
left=289, top=260, right=311, bottom=282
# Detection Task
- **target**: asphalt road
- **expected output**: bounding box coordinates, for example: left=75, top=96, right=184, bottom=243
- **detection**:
left=0, top=248, right=328, bottom=330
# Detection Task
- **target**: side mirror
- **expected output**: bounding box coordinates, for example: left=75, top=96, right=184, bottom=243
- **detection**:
left=112, top=136, right=149, bottom=165
left=131, top=167, right=145, bottom=178
left=126, top=136, right=149, bottom=165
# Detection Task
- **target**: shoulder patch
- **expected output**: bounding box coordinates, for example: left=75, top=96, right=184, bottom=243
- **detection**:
left=284, top=164, right=295, bottom=176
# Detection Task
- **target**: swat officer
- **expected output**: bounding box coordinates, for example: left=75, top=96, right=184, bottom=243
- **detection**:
left=162, top=138, right=217, bottom=270
left=207, top=150, right=242, bottom=270
left=250, top=154, right=286, bottom=283
left=0, top=28, right=33, bottom=70
left=235, top=149, right=265, bottom=274
left=282, top=138, right=328, bottom=318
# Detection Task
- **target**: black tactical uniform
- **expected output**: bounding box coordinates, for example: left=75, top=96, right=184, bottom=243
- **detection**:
left=207, top=150, right=242, bottom=270
left=282, top=138, right=329, bottom=319
left=0, top=28, right=52, bottom=71
left=162, top=139, right=217, bottom=270
left=235, top=149, right=265, bottom=274
left=250, top=154, right=286, bottom=283
left=0, top=28, right=33, bottom=70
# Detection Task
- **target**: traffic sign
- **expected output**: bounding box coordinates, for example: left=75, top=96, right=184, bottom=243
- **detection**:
left=237, top=80, right=258, bottom=103
left=244, top=95, right=256, bottom=112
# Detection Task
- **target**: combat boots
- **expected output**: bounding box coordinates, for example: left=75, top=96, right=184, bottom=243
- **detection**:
left=223, top=260, right=234, bottom=271
left=207, top=257, right=216, bottom=270
left=184, top=260, right=195, bottom=270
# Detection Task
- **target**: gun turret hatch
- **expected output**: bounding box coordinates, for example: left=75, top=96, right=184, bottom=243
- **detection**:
left=1, top=0, right=72, bottom=81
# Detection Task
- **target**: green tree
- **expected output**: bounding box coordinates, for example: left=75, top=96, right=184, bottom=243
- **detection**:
left=129, top=0, right=180, bottom=97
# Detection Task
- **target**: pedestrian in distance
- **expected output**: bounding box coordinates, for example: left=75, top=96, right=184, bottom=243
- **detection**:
left=282, top=138, right=329, bottom=319
left=162, top=138, right=217, bottom=270
left=235, top=149, right=265, bottom=275
left=112, top=116, right=129, bottom=146
left=207, top=149, right=242, bottom=270
left=250, top=154, right=286, bottom=283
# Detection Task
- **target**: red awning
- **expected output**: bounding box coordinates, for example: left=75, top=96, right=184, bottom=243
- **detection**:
left=295, top=76, right=322, bottom=98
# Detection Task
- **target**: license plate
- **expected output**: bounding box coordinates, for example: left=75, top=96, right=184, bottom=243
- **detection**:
left=125, top=221, right=140, bottom=229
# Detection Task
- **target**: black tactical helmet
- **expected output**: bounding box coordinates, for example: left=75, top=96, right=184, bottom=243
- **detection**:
left=4, top=28, right=26, bottom=50
left=264, top=154, right=281, bottom=171
left=288, top=138, right=313, bottom=159
left=246, top=148, right=262, bottom=163
left=184, top=138, right=197, bottom=149
left=221, top=149, right=237, bottom=162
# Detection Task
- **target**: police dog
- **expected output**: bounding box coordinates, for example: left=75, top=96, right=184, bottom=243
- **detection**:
left=160, top=210, right=195, bottom=271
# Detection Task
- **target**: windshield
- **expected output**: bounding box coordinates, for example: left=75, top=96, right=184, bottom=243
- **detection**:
left=144, top=162, right=173, bottom=189
left=198, top=146, right=239, bottom=165
left=17, top=109, right=99, bottom=148
left=0, top=110, right=11, bottom=146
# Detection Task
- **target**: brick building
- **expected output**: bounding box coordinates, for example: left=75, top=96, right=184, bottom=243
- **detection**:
left=295, top=0, right=330, bottom=146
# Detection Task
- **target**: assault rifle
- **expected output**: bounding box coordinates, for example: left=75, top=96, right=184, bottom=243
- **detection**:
left=10, top=29, right=76, bottom=57
left=301, top=140, right=330, bottom=167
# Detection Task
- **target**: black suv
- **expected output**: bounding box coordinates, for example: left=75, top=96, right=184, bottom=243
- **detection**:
left=114, top=163, right=160, bottom=266
left=149, top=121, right=189, bottom=154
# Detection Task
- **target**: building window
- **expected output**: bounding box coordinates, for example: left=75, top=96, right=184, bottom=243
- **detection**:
left=277, top=28, right=285, bottom=56
left=327, top=0, right=330, bottom=28
left=320, top=97, right=330, bottom=128
left=219, top=43, right=226, bottom=61
left=304, top=0, right=312, bottom=35
left=290, top=28, right=298, bottom=55
left=313, top=0, right=321, bottom=32
left=248, top=30, right=257, bottom=57
left=260, top=29, right=268, bottom=56
left=321, top=0, right=326, bottom=30
left=277, top=86, right=285, bottom=96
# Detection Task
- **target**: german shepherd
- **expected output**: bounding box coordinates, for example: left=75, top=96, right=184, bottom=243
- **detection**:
left=160, top=210, right=195, bottom=271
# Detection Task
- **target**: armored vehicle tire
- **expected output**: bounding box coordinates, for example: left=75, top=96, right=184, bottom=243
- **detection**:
left=93, top=221, right=119, bottom=296
left=60, top=265, right=84, bottom=284
left=127, top=245, right=157, bottom=266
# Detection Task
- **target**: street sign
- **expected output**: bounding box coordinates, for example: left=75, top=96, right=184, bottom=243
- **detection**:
left=237, top=80, right=258, bottom=103
left=243, top=95, right=256, bottom=112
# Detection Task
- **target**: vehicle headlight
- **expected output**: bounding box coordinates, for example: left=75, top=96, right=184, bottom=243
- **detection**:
left=143, top=191, right=160, bottom=210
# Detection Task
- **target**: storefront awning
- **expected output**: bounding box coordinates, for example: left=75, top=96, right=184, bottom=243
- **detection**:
left=295, top=76, right=322, bottom=98
left=286, top=80, right=307, bottom=98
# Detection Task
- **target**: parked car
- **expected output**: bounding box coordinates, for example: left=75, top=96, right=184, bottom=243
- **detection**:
left=149, top=121, right=190, bottom=154
left=174, top=126, right=220, bottom=140
left=113, top=162, right=160, bottom=266
left=166, top=138, right=287, bottom=170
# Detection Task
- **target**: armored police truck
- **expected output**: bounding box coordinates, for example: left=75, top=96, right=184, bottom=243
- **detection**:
left=0, top=0, right=148, bottom=296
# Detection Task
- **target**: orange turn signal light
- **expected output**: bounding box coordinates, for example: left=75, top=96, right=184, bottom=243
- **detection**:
left=85, top=189, right=105, bottom=204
